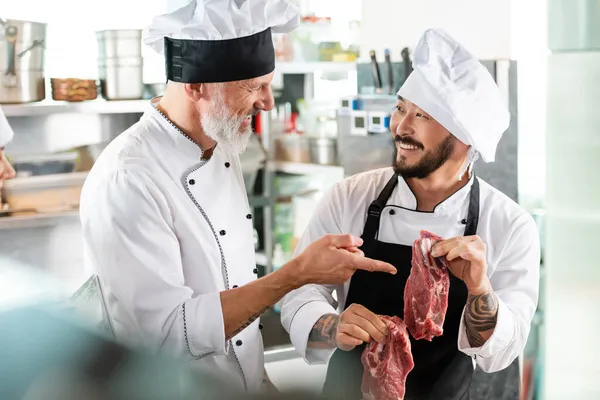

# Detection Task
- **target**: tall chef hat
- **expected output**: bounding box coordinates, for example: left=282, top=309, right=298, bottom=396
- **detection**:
left=144, top=0, right=300, bottom=84
left=398, top=29, right=510, bottom=163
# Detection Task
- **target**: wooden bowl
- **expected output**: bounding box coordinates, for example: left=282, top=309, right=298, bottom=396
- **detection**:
left=51, top=78, right=98, bottom=102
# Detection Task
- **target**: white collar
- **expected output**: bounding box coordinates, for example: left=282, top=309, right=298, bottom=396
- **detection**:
left=394, top=174, right=476, bottom=215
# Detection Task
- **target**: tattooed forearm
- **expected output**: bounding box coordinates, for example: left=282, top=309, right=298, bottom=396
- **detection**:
left=227, top=306, right=269, bottom=340
left=464, top=291, right=499, bottom=348
left=307, top=313, right=340, bottom=349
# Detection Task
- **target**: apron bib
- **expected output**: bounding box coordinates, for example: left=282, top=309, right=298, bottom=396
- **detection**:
left=322, top=174, right=480, bottom=400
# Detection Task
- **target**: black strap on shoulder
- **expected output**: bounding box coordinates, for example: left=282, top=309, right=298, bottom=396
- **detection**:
left=361, top=173, right=399, bottom=247
left=463, top=176, right=480, bottom=237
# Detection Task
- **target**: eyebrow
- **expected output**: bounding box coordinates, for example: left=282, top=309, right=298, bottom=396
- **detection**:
left=397, top=95, right=406, bottom=102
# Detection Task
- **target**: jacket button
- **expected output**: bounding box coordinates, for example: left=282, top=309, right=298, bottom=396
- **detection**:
left=232, top=285, right=238, bottom=288
left=389, top=209, right=396, bottom=215
left=189, top=179, right=195, bottom=185
left=225, top=162, right=231, bottom=168
left=219, top=230, right=226, bottom=236
left=253, top=268, right=258, bottom=274
left=259, top=323, right=264, bottom=330
left=461, top=218, right=468, bottom=224
left=246, top=214, right=252, bottom=220
left=236, top=340, right=243, bottom=346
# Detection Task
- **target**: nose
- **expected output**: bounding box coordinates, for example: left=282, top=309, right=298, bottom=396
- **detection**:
left=390, top=113, right=414, bottom=138
left=255, top=86, right=275, bottom=112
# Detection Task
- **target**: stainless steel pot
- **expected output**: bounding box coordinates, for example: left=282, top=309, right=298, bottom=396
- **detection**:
left=99, top=57, right=144, bottom=100
left=0, top=18, right=46, bottom=104
left=96, top=29, right=142, bottom=59
left=309, top=137, right=337, bottom=165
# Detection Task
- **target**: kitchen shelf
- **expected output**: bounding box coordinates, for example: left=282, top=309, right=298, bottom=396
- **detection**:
left=2, top=99, right=148, bottom=117
left=269, top=160, right=344, bottom=176
left=275, top=61, right=356, bottom=74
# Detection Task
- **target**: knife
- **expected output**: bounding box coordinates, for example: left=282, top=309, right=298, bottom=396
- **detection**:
left=369, top=50, right=383, bottom=94
left=384, top=49, right=394, bottom=95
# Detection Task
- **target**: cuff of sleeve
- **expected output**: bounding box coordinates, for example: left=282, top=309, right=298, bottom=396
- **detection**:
left=183, top=292, right=229, bottom=358
left=289, top=301, right=337, bottom=365
left=458, top=297, right=515, bottom=358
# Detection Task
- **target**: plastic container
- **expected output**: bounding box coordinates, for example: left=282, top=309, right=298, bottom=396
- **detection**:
left=11, top=152, right=78, bottom=177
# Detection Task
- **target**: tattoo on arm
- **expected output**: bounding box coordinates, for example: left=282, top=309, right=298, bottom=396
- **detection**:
left=227, top=306, right=269, bottom=340
left=464, top=292, right=499, bottom=348
left=307, top=314, right=340, bottom=349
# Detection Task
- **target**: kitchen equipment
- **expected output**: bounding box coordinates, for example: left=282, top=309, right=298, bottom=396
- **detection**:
left=50, top=78, right=97, bottom=102
left=369, top=50, right=383, bottom=93
left=0, top=18, right=46, bottom=104
left=1, top=172, right=88, bottom=213
left=96, top=29, right=142, bottom=59
left=350, top=111, right=368, bottom=136
left=368, top=111, right=391, bottom=133
left=401, top=47, right=412, bottom=82
left=308, top=137, right=337, bottom=165
left=385, top=49, right=394, bottom=95
left=98, top=57, right=144, bottom=100
left=10, top=152, right=78, bottom=177
left=275, top=134, right=311, bottom=163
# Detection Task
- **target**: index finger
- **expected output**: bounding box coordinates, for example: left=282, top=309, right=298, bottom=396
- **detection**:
left=352, top=305, right=390, bottom=336
left=352, top=255, right=397, bottom=275
left=431, top=238, right=460, bottom=257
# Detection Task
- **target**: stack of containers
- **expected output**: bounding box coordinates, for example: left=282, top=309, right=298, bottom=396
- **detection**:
left=96, top=30, right=144, bottom=100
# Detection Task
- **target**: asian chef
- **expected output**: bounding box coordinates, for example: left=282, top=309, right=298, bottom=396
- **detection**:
left=281, top=29, right=540, bottom=400
left=0, top=107, right=16, bottom=185
left=79, top=0, right=395, bottom=395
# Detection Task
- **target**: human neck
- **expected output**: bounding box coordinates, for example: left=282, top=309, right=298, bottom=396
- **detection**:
left=404, top=166, right=470, bottom=212
left=155, top=94, right=216, bottom=159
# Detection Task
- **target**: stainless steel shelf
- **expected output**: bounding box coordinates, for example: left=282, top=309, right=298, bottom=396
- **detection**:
left=269, top=161, right=345, bottom=175
left=2, top=99, right=148, bottom=117
left=0, top=210, right=79, bottom=230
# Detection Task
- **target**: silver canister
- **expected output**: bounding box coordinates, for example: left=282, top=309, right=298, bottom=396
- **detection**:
left=98, top=57, right=144, bottom=100
left=96, top=29, right=142, bottom=59
left=0, top=18, right=47, bottom=104
left=309, top=137, right=338, bottom=165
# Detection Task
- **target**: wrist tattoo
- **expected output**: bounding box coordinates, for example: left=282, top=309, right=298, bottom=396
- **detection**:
left=308, top=314, right=339, bottom=349
left=464, top=291, right=499, bottom=348
left=228, top=306, right=269, bottom=339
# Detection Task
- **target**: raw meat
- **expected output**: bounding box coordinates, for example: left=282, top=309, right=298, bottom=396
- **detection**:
left=361, top=316, right=415, bottom=400
left=404, top=230, right=450, bottom=341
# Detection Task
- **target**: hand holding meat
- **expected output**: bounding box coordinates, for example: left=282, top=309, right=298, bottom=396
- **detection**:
left=431, top=235, right=491, bottom=295
left=335, top=304, right=390, bottom=351
left=293, top=234, right=397, bottom=286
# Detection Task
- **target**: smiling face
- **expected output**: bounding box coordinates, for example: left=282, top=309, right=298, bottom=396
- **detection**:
left=199, top=72, right=275, bottom=153
left=390, top=96, right=466, bottom=179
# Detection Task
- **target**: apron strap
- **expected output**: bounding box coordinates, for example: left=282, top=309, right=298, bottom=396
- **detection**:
left=463, top=176, right=480, bottom=237
left=361, top=173, right=399, bottom=253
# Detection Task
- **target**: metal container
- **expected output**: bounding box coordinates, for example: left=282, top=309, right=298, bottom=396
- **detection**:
left=0, top=18, right=46, bottom=104
left=309, top=137, right=337, bottom=165
left=96, top=29, right=142, bottom=59
left=98, top=57, right=144, bottom=100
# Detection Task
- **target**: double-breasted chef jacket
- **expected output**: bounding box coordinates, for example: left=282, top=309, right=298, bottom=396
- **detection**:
left=80, top=102, right=263, bottom=392
left=281, top=167, right=541, bottom=374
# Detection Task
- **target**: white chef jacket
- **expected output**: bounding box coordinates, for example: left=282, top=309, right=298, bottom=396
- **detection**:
left=0, top=106, right=14, bottom=148
left=281, top=167, right=540, bottom=373
left=80, top=103, right=264, bottom=392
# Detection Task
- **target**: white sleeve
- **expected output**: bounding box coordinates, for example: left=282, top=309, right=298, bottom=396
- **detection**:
left=80, top=168, right=228, bottom=359
left=457, top=213, right=540, bottom=372
left=0, top=107, right=14, bottom=147
left=280, top=183, right=345, bottom=364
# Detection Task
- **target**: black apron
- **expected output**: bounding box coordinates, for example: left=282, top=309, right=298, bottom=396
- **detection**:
left=322, top=174, right=480, bottom=400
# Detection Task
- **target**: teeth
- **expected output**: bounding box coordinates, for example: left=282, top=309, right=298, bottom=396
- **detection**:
left=400, top=143, right=419, bottom=150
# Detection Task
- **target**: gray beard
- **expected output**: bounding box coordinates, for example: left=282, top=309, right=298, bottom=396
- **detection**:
left=201, top=91, right=252, bottom=154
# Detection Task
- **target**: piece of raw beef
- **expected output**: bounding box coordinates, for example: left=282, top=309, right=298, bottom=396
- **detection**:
left=361, top=315, right=415, bottom=400
left=404, top=230, right=450, bottom=341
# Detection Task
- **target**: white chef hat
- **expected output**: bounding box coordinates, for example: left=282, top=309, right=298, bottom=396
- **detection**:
left=397, top=29, right=510, bottom=163
left=0, top=107, right=14, bottom=148
left=143, top=0, right=300, bottom=83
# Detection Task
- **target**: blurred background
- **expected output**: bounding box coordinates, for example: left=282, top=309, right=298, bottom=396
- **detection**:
left=0, top=0, right=598, bottom=399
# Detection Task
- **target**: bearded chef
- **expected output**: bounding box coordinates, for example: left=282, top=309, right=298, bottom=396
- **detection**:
left=281, top=29, right=540, bottom=400
left=0, top=107, right=16, bottom=185
left=79, top=0, right=396, bottom=394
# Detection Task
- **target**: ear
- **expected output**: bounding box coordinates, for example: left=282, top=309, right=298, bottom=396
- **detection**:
left=183, top=83, right=205, bottom=102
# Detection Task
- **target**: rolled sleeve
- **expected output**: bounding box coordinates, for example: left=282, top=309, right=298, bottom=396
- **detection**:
left=287, top=299, right=337, bottom=364
left=81, top=168, right=228, bottom=359
left=457, top=214, right=540, bottom=373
